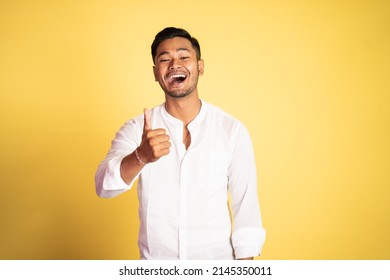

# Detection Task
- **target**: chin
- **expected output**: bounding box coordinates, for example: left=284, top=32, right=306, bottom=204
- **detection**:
left=165, top=90, right=192, bottom=99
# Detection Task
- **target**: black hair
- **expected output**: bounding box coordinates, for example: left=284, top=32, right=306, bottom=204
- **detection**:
left=151, top=27, right=201, bottom=64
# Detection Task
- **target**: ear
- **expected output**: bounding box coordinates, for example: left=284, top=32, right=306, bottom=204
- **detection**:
left=153, top=65, right=158, bottom=81
left=198, top=59, right=204, bottom=75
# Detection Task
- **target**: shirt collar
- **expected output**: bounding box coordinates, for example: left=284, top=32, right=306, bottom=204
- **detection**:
left=160, top=99, right=208, bottom=129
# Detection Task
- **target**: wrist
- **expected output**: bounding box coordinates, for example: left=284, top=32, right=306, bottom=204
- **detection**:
left=134, top=147, right=148, bottom=165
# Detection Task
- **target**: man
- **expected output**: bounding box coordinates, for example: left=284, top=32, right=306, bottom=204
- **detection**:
left=95, top=27, right=266, bottom=260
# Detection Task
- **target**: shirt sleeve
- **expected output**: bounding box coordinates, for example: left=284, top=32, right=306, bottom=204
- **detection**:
left=95, top=119, right=142, bottom=198
left=228, top=124, right=266, bottom=259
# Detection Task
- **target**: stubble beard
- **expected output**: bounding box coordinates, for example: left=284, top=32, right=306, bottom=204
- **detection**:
left=165, top=87, right=194, bottom=99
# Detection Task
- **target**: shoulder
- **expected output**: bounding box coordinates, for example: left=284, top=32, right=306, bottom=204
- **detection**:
left=203, top=101, right=253, bottom=157
left=204, top=100, right=246, bottom=133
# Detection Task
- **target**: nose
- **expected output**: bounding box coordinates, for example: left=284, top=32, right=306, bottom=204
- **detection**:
left=168, top=58, right=181, bottom=70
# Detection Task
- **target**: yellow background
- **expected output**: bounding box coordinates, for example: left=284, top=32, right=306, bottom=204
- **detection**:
left=1, top=0, right=389, bottom=259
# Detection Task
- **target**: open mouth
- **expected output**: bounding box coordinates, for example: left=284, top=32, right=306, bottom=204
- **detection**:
left=167, top=73, right=187, bottom=85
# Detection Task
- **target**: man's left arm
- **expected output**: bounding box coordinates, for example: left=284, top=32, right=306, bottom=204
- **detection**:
left=228, top=124, right=266, bottom=260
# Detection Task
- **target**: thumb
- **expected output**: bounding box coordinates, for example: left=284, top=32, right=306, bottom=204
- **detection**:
left=143, top=108, right=152, bottom=132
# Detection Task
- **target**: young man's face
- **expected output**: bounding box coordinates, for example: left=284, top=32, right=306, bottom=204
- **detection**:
left=153, top=37, right=204, bottom=99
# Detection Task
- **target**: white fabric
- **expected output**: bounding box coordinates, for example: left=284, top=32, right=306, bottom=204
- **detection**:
left=95, top=100, right=266, bottom=259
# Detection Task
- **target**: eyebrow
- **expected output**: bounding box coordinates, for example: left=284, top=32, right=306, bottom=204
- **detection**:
left=156, top=47, right=191, bottom=59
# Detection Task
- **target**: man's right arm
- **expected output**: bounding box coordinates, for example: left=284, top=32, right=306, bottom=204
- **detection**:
left=120, top=108, right=170, bottom=184
left=95, top=108, right=171, bottom=198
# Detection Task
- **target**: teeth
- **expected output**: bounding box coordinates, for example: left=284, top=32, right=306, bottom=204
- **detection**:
left=169, top=74, right=186, bottom=79
left=167, top=73, right=187, bottom=83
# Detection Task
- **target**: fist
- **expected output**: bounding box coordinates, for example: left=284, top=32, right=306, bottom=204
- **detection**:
left=136, top=108, right=171, bottom=163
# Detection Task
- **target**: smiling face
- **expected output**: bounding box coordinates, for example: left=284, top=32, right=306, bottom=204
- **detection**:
left=153, top=37, right=204, bottom=99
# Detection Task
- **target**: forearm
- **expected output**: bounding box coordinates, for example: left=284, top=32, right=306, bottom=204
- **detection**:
left=120, top=150, right=146, bottom=184
left=95, top=154, right=135, bottom=198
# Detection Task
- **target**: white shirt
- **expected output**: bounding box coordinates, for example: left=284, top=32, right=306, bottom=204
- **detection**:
left=95, top=100, right=266, bottom=259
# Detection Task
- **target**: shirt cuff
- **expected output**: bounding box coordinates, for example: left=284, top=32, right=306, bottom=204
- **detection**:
left=232, top=227, right=266, bottom=259
left=98, top=155, right=138, bottom=198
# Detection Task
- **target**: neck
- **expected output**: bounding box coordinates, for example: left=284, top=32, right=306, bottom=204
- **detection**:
left=165, top=93, right=201, bottom=126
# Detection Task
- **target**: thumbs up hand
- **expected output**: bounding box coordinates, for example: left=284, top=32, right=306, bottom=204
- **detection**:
left=135, top=108, right=171, bottom=164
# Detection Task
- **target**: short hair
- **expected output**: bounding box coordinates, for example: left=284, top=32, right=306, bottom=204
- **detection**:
left=151, top=27, right=201, bottom=64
